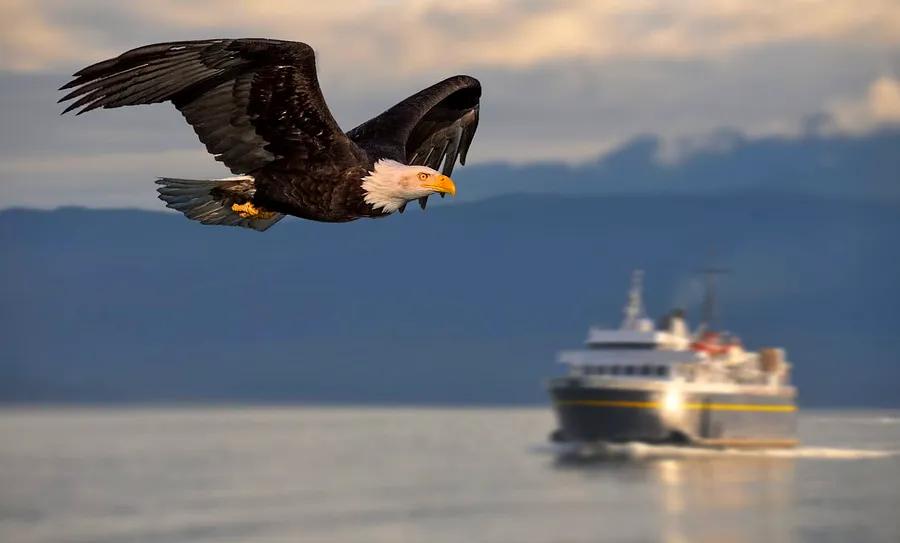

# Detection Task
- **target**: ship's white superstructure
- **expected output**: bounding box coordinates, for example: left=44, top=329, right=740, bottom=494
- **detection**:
left=557, top=270, right=792, bottom=391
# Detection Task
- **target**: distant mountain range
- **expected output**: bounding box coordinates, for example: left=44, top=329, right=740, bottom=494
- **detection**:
left=2, top=192, right=898, bottom=407
left=457, top=127, right=900, bottom=203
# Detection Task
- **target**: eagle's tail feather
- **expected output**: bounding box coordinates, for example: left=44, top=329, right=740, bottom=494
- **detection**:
left=155, top=176, right=284, bottom=232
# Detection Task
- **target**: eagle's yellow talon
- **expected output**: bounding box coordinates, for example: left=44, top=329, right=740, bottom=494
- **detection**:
left=231, top=202, right=255, bottom=217
left=231, top=202, right=276, bottom=219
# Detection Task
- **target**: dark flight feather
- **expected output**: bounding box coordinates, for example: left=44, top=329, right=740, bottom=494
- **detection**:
left=347, top=75, right=480, bottom=174
left=60, top=38, right=359, bottom=176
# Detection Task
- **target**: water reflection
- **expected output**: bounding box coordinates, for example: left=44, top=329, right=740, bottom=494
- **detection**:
left=553, top=446, right=796, bottom=543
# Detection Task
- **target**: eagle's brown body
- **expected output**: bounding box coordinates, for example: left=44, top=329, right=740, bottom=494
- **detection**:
left=60, top=39, right=481, bottom=230
left=252, top=165, right=372, bottom=222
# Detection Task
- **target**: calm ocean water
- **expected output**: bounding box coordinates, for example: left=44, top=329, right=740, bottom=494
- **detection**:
left=0, top=407, right=898, bottom=543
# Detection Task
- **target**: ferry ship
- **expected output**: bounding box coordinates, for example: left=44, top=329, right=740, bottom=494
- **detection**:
left=548, top=270, right=798, bottom=448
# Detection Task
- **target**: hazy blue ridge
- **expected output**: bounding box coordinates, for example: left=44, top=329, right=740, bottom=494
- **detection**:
left=456, top=127, right=900, bottom=203
left=1, top=191, right=898, bottom=407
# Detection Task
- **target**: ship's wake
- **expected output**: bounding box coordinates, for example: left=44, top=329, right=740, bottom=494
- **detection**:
left=543, top=441, right=897, bottom=461
left=806, top=415, right=900, bottom=425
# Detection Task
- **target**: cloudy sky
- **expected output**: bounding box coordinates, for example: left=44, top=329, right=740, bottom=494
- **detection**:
left=1, top=0, right=899, bottom=209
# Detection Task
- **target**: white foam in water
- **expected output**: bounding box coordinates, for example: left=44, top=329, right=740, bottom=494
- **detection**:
left=551, top=441, right=898, bottom=460
left=806, top=415, right=900, bottom=425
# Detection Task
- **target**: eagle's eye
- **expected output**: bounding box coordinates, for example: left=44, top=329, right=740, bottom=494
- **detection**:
left=417, top=172, right=429, bottom=181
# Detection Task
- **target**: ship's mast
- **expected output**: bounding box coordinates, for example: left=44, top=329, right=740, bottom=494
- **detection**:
left=621, top=269, right=647, bottom=330
left=697, top=265, right=730, bottom=330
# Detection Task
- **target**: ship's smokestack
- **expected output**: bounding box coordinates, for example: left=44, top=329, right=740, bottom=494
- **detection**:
left=658, top=308, right=690, bottom=339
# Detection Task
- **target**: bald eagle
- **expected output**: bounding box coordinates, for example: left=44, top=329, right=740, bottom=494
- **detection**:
left=59, top=38, right=481, bottom=231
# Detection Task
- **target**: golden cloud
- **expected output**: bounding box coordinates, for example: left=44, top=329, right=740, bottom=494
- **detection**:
left=827, top=76, right=900, bottom=133
left=2, top=0, right=898, bottom=73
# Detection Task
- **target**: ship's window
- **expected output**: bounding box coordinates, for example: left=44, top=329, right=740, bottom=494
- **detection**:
left=639, top=366, right=652, bottom=376
left=624, top=366, right=635, bottom=375
left=595, top=366, right=606, bottom=375
left=655, top=366, right=668, bottom=377
left=610, top=365, right=621, bottom=375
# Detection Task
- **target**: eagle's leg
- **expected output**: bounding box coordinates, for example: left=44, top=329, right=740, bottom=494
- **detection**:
left=231, top=202, right=278, bottom=220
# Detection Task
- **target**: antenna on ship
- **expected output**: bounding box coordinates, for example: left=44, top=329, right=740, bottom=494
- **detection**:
left=696, top=264, right=730, bottom=330
left=622, top=269, right=647, bottom=330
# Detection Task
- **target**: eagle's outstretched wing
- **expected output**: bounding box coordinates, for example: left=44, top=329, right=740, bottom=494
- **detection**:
left=347, top=76, right=481, bottom=208
left=59, top=38, right=361, bottom=175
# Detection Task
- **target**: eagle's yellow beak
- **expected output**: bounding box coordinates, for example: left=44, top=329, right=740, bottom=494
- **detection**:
left=423, top=174, right=456, bottom=197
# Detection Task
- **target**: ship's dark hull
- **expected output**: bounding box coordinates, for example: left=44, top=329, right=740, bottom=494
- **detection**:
left=549, top=378, right=797, bottom=448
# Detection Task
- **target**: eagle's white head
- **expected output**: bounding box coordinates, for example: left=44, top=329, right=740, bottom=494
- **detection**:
left=362, top=159, right=456, bottom=213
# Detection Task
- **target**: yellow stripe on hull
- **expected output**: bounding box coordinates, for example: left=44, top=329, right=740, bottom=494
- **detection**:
left=556, top=399, right=797, bottom=412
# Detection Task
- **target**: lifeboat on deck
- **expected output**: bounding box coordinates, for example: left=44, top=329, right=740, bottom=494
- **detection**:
left=690, top=330, right=731, bottom=356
